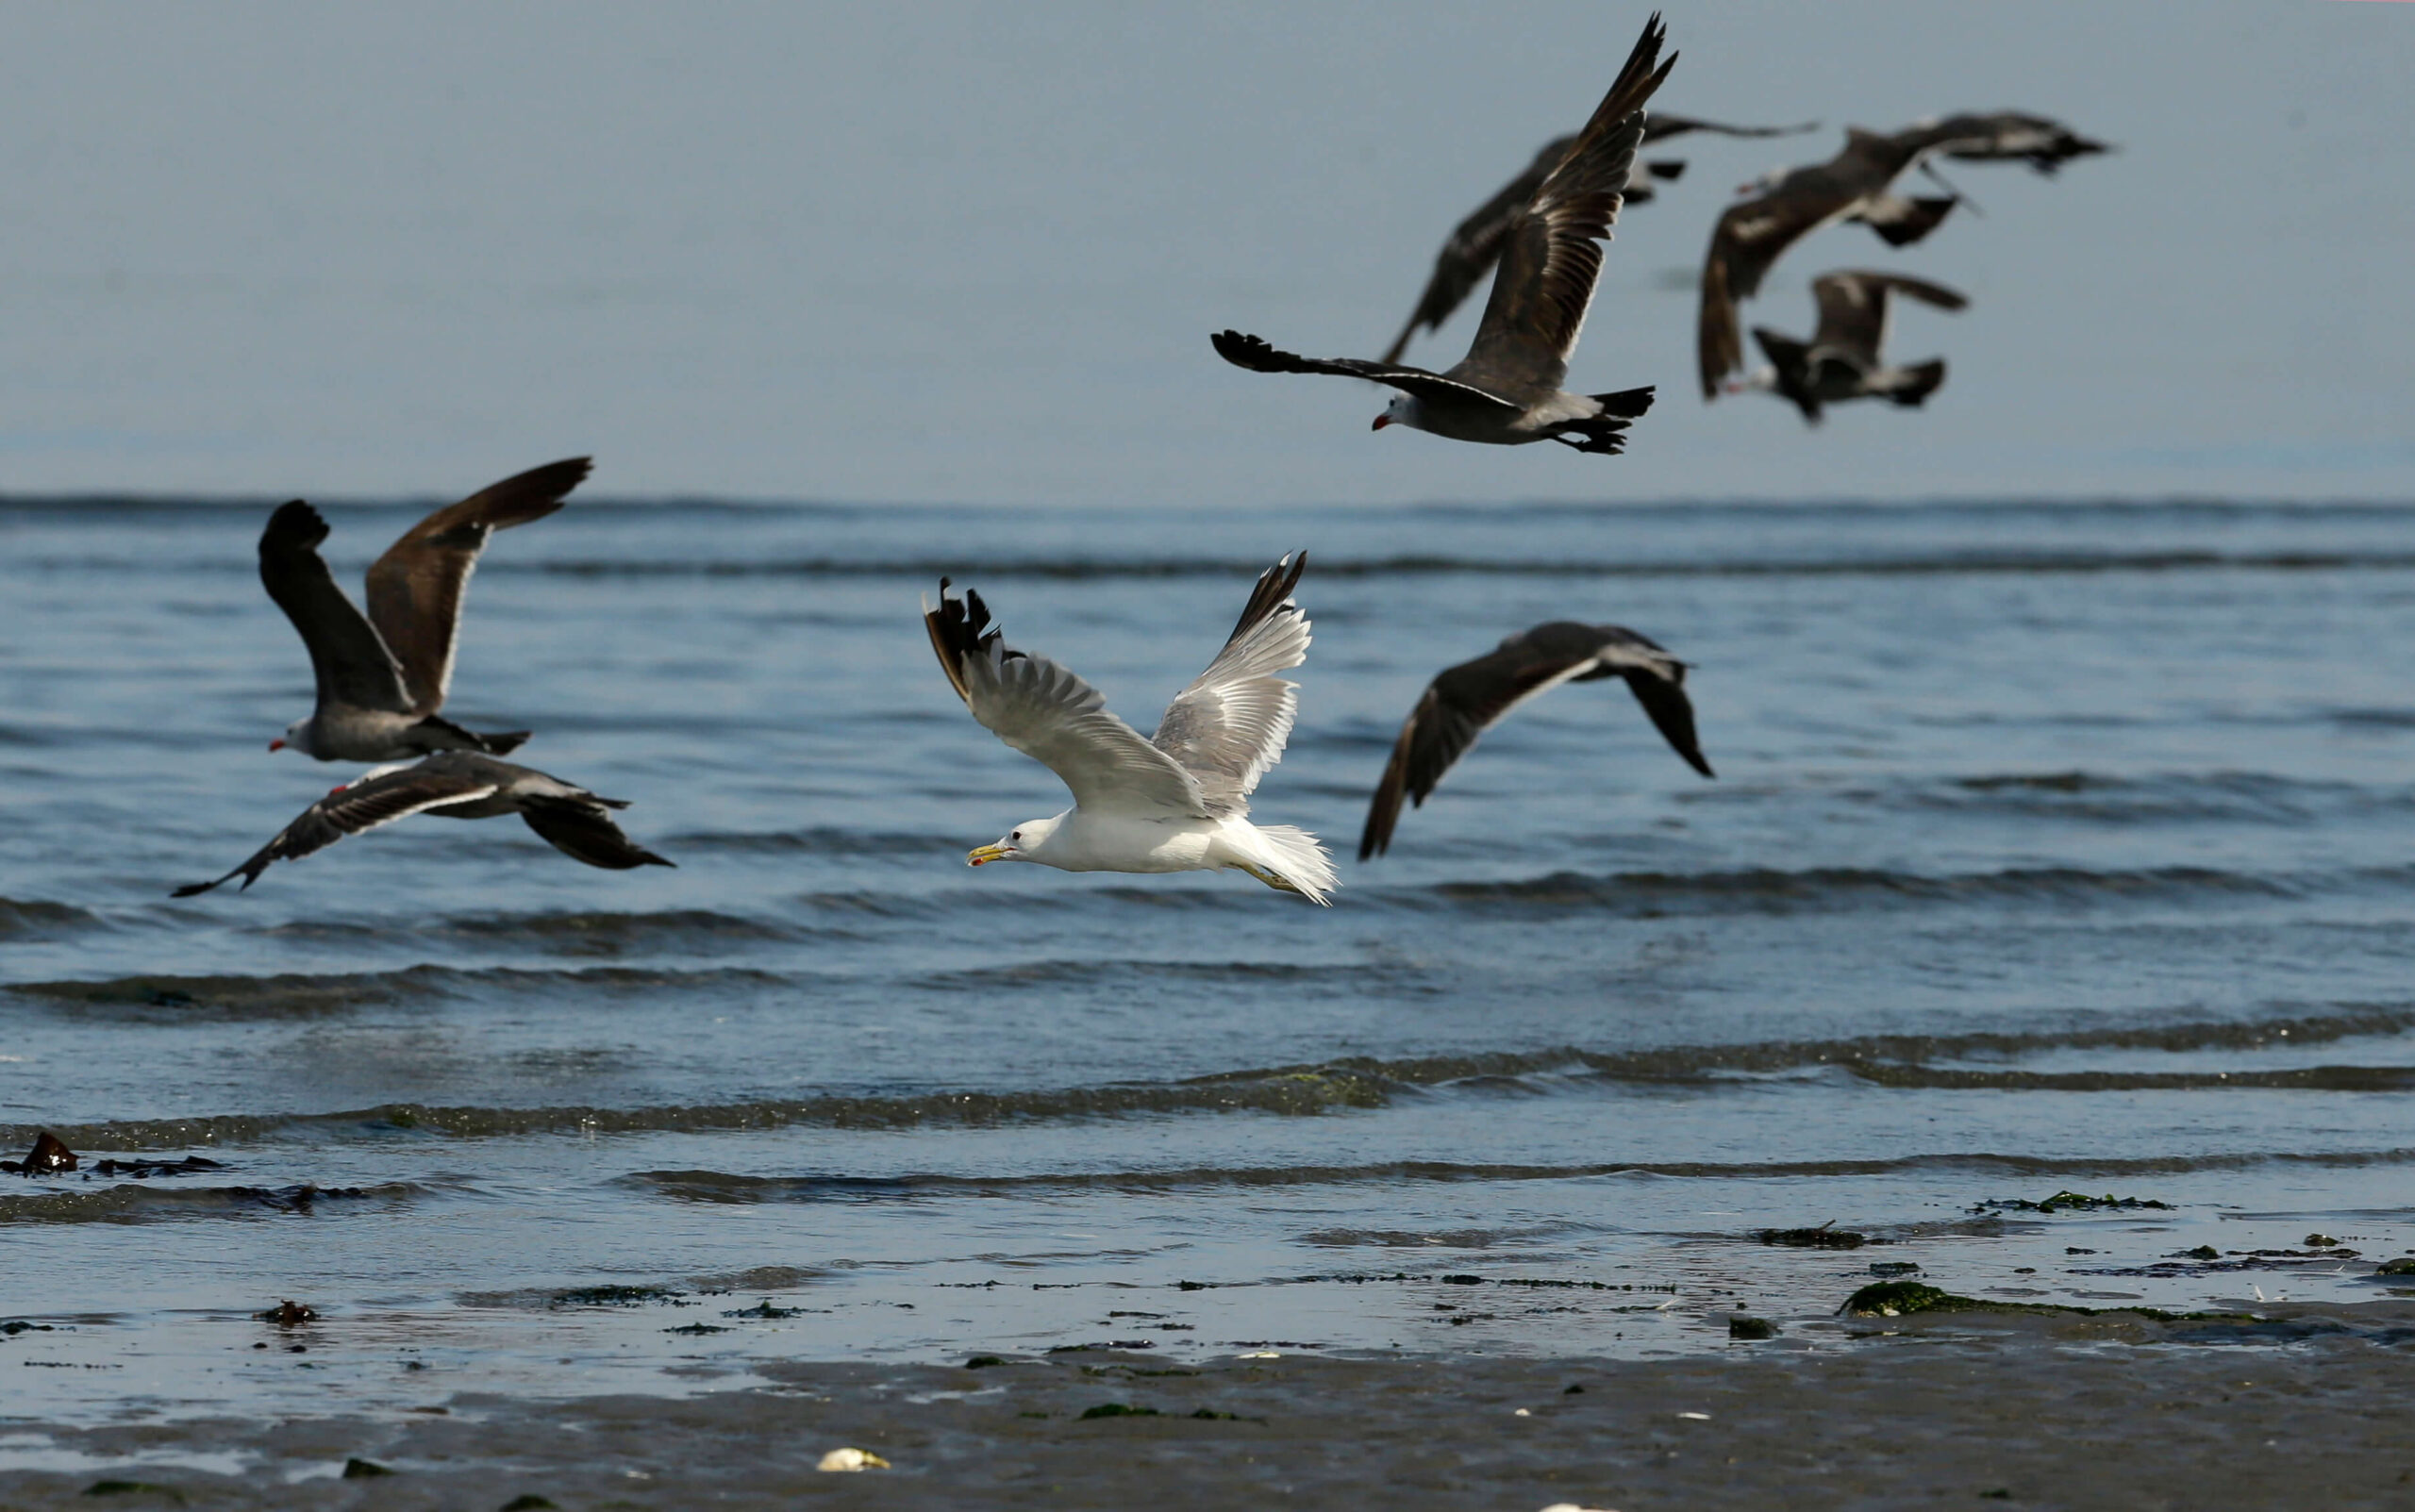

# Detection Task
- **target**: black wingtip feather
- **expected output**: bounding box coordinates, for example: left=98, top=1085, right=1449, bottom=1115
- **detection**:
left=1224, top=552, right=1308, bottom=646
left=924, top=577, right=1008, bottom=706
left=262, top=499, right=330, bottom=552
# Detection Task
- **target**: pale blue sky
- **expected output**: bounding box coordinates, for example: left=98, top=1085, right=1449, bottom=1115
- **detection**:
left=2, top=2, right=2409, bottom=503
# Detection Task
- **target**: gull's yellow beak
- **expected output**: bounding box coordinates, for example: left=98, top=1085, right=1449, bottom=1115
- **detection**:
left=966, top=843, right=1013, bottom=867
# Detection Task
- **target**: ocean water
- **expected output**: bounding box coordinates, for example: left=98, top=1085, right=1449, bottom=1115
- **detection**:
left=6, top=496, right=2415, bottom=1424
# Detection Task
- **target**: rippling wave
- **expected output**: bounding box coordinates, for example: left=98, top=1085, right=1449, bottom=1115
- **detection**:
left=0, top=1181, right=425, bottom=1225
left=623, top=1146, right=2415, bottom=1203
left=1416, top=862, right=2403, bottom=914
left=0, top=897, right=103, bottom=940
left=14, top=1004, right=2407, bottom=1151
left=6, top=963, right=795, bottom=1017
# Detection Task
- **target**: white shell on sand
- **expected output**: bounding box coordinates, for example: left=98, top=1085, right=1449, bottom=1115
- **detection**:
left=816, top=1447, right=891, bottom=1472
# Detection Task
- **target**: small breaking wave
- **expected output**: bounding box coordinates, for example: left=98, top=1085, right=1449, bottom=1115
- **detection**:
left=0, top=897, right=104, bottom=941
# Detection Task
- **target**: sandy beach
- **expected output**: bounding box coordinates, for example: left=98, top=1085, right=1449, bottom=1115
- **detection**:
left=8, top=1304, right=2415, bottom=1508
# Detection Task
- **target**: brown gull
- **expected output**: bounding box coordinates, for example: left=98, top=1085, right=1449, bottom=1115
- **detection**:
left=173, top=751, right=672, bottom=895
left=1212, top=14, right=1674, bottom=457
left=262, top=457, right=589, bottom=761
left=1360, top=621, right=1712, bottom=861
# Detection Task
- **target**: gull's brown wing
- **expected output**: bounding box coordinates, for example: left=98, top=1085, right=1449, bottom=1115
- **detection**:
left=1809, top=271, right=1968, bottom=363
left=364, top=457, right=591, bottom=714
left=1697, top=176, right=1858, bottom=396
left=1380, top=134, right=1574, bottom=365
left=172, top=759, right=500, bottom=895
left=258, top=501, right=414, bottom=715
left=1359, top=625, right=1611, bottom=862
left=1695, top=129, right=1925, bottom=396
left=1360, top=623, right=1709, bottom=861
left=1643, top=112, right=1819, bottom=145
left=1211, top=330, right=1520, bottom=413
left=1455, top=14, right=1674, bottom=398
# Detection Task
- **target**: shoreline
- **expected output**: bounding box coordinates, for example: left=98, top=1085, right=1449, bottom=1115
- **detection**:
left=6, top=1304, right=2415, bottom=1508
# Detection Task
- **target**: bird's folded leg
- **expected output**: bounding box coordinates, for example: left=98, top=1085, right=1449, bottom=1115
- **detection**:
left=1550, top=424, right=1632, bottom=457
left=1235, top=862, right=1306, bottom=896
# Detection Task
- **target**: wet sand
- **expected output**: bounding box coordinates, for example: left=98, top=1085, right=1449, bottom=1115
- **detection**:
left=6, top=1304, right=2414, bottom=1509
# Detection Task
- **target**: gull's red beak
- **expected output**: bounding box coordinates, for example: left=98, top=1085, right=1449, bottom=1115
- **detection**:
left=1371, top=414, right=1391, bottom=431
left=268, top=739, right=286, bottom=752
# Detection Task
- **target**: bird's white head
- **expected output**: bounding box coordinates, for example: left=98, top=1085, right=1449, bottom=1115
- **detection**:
left=1373, top=395, right=1416, bottom=433
left=967, top=812, right=1066, bottom=868
left=269, top=717, right=310, bottom=755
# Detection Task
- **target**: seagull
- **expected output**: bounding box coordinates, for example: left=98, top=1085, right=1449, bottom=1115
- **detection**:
left=261, top=457, right=591, bottom=761
left=1922, top=110, right=2111, bottom=176
left=1213, top=14, right=1674, bottom=456
left=1381, top=111, right=1818, bottom=364
left=1358, top=622, right=1712, bottom=861
left=924, top=554, right=1336, bottom=904
left=172, top=751, right=672, bottom=896
left=1731, top=270, right=1969, bottom=423
left=1697, top=110, right=2106, bottom=397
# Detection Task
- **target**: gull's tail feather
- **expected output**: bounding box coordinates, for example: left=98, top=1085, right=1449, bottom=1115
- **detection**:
left=1234, top=823, right=1337, bottom=906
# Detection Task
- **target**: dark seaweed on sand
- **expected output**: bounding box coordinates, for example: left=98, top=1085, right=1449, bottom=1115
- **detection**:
left=1975, top=1190, right=2173, bottom=1214
left=1760, top=1222, right=1867, bottom=1248
left=2, top=1131, right=77, bottom=1175
left=1841, top=1279, right=2246, bottom=1323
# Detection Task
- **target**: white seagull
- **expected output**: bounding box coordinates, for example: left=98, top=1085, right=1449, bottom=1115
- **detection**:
left=923, top=554, right=1337, bottom=905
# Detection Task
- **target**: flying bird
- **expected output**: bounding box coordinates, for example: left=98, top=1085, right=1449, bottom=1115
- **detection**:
left=924, top=554, right=1336, bottom=904
left=1359, top=622, right=1712, bottom=861
left=1213, top=14, right=1675, bottom=456
left=1697, top=111, right=2105, bottom=397
left=1382, top=111, right=1818, bottom=364
left=260, top=457, right=591, bottom=761
left=172, top=751, right=672, bottom=896
left=1923, top=110, right=2111, bottom=175
left=1732, top=270, right=1969, bottom=423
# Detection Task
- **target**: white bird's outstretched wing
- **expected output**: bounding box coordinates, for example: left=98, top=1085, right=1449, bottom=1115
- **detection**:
left=1150, top=554, right=1310, bottom=821
left=925, top=582, right=1204, bottom=819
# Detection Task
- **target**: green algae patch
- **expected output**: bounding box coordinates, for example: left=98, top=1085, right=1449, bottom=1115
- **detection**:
left=1078, top=1403, right=1161, bottom=1420
left=1842, top=1279, right=2246, bottom=1324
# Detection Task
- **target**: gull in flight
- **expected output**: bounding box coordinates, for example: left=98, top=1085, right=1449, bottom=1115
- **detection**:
left=173, top=751, right=672, bottom=896
left=1731, top=270, right=1970, bottom=423
left=1381, top=110, right=1817, bottom=365
left=924, top=555, right=1336, bottom=904
left=1211, top=15, right=1674, bottom=456
left=1698, top=110, right=2106, bottom=397
left=261, top=457, right=590, bottom=761
left=1359, top=622, right=1713, bottom=860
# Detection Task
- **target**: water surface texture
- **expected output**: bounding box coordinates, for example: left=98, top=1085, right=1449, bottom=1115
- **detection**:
left=5, top=498, right=2414, bottom=1422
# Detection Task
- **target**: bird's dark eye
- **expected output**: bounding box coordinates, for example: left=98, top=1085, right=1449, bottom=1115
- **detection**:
left=1012, top=831, right=1023, bottom=843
